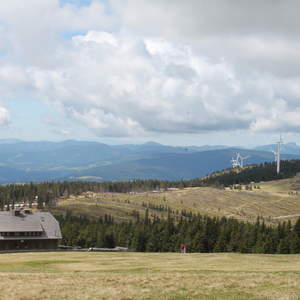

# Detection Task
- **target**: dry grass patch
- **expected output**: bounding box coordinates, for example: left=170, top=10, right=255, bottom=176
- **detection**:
left=54, top=176, right=300, bottom=223
left=1, top=252, right=300, bottom=299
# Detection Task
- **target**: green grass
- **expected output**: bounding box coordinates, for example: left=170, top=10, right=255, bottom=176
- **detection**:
left=1, top=252, right=300, bottom=299
left=0, top=259, right=80, bottom=273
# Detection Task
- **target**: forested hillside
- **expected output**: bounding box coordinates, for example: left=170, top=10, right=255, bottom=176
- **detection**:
left=191, top=159, right=300, bottom=187
left=58, top=212, right=300, bottom=254
left=2, top=159, right=300, bottom=210
left=1, top=160, right=300, bottom=253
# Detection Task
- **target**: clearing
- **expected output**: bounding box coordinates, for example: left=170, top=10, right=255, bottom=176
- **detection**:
left=53, top=174, right=300, bottom=223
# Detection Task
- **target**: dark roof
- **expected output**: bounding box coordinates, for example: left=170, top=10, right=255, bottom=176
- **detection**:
left=0, top=211, right=62, bottom=240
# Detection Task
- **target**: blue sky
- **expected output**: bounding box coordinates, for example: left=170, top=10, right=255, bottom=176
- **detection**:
left=0, top=0, right=299, bottom=146
left=60, top=0, right=92, bottom=7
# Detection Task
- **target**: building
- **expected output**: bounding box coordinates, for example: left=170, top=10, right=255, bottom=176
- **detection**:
left=0, top=210, right=62, bottom=251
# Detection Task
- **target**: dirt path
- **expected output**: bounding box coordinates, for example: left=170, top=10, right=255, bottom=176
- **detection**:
left=273, top=213, right=300, bottom=219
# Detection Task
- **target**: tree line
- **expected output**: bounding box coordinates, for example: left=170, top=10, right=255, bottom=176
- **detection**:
left=57, top=211, right=300, bottom=254
left=192, top=160, right=300, bottom=187
left=1, top=159, right=300, bottom=211
left=0, top=180, right=173, bottom=210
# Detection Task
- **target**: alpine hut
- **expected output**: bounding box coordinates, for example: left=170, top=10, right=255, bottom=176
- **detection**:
left=0, top=209, right=62, bottom=250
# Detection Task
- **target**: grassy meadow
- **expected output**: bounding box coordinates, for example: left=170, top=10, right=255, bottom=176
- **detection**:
left=53, top=174, right=300, bottom=223
left=0, top=252, right=300, bottom=299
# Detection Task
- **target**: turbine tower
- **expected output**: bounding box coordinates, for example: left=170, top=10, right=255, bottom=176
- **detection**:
left=239, top=154, right=250, bottom=168
left=231, top=152, right=250, bottom=168
left=231, top=153, right=240, bottom=168
left=273, top=135, right=283, bottom=174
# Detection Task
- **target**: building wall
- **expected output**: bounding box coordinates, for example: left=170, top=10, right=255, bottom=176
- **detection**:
left=0, top=239, right=59, bottom=250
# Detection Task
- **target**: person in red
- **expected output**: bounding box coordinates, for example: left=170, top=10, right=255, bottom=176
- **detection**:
left=179, top=243, right=186, bottom=253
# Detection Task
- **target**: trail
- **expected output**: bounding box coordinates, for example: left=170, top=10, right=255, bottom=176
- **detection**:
left=273, top=214, right=300, bottom=219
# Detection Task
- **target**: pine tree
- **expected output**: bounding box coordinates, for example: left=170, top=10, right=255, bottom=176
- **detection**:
left=294, top=218, right=300, bottom=238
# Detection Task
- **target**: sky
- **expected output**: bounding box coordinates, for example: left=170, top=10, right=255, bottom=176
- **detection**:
left=0, top=0, right=299, bottom=146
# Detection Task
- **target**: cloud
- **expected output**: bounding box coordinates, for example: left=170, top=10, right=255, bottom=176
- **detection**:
left=43, top=118, right=72, bottom=136
left=0, top=1, right=300, bottom=137
left=0, top=107, right=10, bottom=126
left=0, top=0, right=114, bottom=66
left=115, top=0, right=300, bottom=77
left=117, top=0, right=300, bottom=38
left=27, top=33, right=252, bottom=136
left=16, top=30, right=299, bottom=136
left=51, top=128, right=72, bottom=136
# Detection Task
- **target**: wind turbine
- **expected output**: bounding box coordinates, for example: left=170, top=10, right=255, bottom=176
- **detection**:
left=231, top=152, right=240, bottom=168
left=239, top=154, right=250, bottom=168
left=273, top=135, right=283, bottom=174
left=231, top=152, right=250, bottom=168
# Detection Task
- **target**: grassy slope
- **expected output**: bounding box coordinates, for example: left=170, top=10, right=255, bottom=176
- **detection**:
left=53, top=174, right=300, bottom=223
left=0, top=252, right=300, bottom=300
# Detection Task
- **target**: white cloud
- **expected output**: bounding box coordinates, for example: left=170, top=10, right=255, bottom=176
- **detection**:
left=0, top=0, right=114, bottom=66
left=14, top=31, right=299, bottom=137
left=0, top=107, right=10, bottom=126
left=0, top=0, right=300, bottom=138
left=115, top=0, right=300, bottom=78
left=51, top=128, right=72, bottom=136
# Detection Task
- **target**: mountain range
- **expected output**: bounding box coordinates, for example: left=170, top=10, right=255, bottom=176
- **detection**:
left=0, top=139, right=299, bottom=183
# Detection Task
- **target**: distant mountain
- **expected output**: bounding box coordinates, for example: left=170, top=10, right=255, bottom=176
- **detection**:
left=112, top=141, right=229, bottom=154
left=0, top=139, right=230, bottom=171
left=71, top=148, right=300, bottom=181
left=187, top=145, right=230, bottom=152
left=0, top=140, right=114, bottom=169
left=0, top=139, right=299, bottom=183
left=255, top=142, right=300, bottom=155
left=0, top=139, right=23, bottom=144
left=0, top=165, right=73, bottom=184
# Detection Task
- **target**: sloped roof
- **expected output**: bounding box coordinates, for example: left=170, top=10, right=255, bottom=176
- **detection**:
left=0, top=211, right=62, bottom=240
